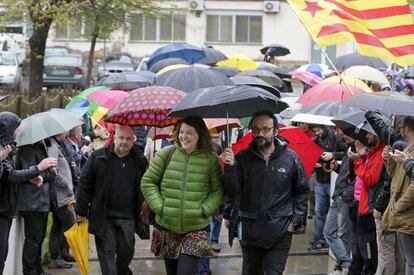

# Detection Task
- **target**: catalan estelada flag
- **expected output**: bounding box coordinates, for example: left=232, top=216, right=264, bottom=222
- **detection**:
left=287, top=0, right=414, bottom=66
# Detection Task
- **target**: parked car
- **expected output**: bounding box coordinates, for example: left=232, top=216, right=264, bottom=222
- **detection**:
left=43, top=54, right=86, bottom=89
left=0, top=51, right=20, bottom=90
left=45, top=46, right=70, bottom=56
left=136, top=56, right=149, bottom=71
left=97, top=53, right=135, bottom=79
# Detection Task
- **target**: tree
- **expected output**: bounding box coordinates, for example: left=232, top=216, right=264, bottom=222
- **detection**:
left=79, top=0, right=157, bottom=88
left=0, top=0, right=81, bottom=99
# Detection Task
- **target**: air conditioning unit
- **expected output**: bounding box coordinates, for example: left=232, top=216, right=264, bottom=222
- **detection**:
left=264, top=1, right=280, bottom=13
left=188, top=0, right=204, bottom=11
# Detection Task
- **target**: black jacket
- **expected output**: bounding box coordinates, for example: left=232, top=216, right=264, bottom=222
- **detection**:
left=224, top=138, right=308, bottom=248
left=15, top=143, right=56, bottom=212
left=75, top=144, right=148, bottom=236
left=312, top=128, right=347, bottom=184
left=0, top=112, right=42, bottom=218
left=332, top=145, right=355, bottom=202
left=365, top=110, right=403, bottom=145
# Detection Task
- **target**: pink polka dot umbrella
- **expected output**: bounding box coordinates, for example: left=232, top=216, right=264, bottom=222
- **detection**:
left=106, top=86, right=186, bottom=127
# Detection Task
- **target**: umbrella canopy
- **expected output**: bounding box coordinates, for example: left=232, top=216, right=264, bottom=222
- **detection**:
left=197, top=48, right=227, bottom=65
left=297, top=82, right=366, bottom=106
left=290, top=70, right=322, bottom=87
left=257, top=62, right=291, bottom=78
left=64, top=221, right=88, bottom=275
left=343, top=66, right=389, bottom=85
left=260, top=44, right=290, bottom=57
left=332, top=110, right=376, bottom=145
left=91, top=106, right=110, bottom=128
left=16, top=109, right=83, bottom=146
left=65, top=101, right=89, bottom=117
left=216, top=54, right=257, bottom=71
left=96, top=73, right=153, bottom=90
left=291, top=113, right=335, bottom=126
left=149, top=57, right=189, bottom=73
left=237, top=69, right=284, bottom=88
left=231, top=127, right=322, bottom=179
left=156, top=64, right=189, bottom=75
left=209, top=66, right=241, bottom=77
left=334, top=52, right=388, bottom=71
left=87, top=90, right=129, bottom=109
left=301, top=101, right=357, bottom=117
left=106, top=86, right=186, bottom=127
left=322, top=75, right=372, bottom=93
left=65, top=86, right=110, bottom=110
left=230, top=76, right=281, bottom=98
left=296, top=63, right=332, bottom=78
left=147, top=43, right=205, bottom=68
left=344, top=92, right=414, bottom=116
left=155, top=66, right=234, bottom=93
left=168, top=85, right=288, bottom=118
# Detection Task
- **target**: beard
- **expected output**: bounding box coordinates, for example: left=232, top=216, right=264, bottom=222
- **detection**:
left=253, top=136, right=274, bottom=149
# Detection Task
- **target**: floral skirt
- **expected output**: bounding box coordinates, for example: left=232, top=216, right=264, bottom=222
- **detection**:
left=151, top=227, right=213, bottom=259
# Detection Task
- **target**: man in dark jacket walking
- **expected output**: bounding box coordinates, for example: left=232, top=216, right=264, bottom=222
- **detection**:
left=309, top=125, right=347, bottom=251
left=76, top=125, right=148, bottom=275
left=223, top=110, right=309, bottom=275
left=0, top=112, right=57, bottom=274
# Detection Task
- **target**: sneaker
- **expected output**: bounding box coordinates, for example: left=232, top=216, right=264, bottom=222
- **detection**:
left=47, top=257, right=72, bottom=269
left=341, top=267, right=349, bottom=275
left=293, top=225, right=306, bottom=234
left=211, top=242, right=221, bottom=253
left=307, top=241, right=329, bottom=251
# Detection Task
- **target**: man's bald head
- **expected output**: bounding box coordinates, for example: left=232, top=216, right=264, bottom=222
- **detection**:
left=114, top=125, right=136, bottom=157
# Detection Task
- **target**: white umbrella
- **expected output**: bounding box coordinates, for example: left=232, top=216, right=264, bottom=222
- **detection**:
left=343, top=65, right=389, bottom=84
left=290, top=113, right=335, bottom=126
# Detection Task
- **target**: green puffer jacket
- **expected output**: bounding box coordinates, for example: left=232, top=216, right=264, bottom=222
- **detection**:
left=141, top=145, right=224, bottom=234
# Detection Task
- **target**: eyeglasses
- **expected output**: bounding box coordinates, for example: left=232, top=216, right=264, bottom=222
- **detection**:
left=251, top=127, right=275, bottom=135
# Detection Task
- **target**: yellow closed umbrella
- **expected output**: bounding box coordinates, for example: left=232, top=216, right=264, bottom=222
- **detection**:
left=156, top=64, right=189, bottom=75
left=216, top=54, right=257, bottom=71
left=322, top=75, right=372, bottom=93
left=64, top=221, right=89, bottom=275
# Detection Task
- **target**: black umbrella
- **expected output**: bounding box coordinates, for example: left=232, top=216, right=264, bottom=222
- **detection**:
left=197, top=48, right=227, bottom=65
left=332, top=110, right=376, bottom=145
left=301, top=102, right=357, bottom=117
left=155, top=66, right=234, bottom=93
left=334, top=52, right=388, bottom=71
left=209, top=66, right=241, bottom=77
left=168, top=85, right=288, bottom=118
left=260, top=44, right=291, bottom=57
left=344, top=91, right=414, bottom=116
left=96, top=72, right=153, bottom=90
left=149, top=58, right=189, bottom=73
left=237, top=70, right=284, bottom=88
left=230, top=76, right=280, bottom=98
left=257, top=62, right=291, bottom=78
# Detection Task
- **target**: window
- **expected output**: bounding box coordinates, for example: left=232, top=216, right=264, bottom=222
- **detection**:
left=55, top=21, right=82, bottom=40
left=206, top=15, right=262, bottom=44
left=129, top=13, right=186, bottom=42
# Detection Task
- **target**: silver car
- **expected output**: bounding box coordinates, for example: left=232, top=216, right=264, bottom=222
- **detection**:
left=97, top=53, right=135, bottom=79
left=0, top=51, right=20, bottom=90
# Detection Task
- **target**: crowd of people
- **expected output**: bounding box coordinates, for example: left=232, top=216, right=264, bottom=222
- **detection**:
left=0, top=102, right=413, bottom=275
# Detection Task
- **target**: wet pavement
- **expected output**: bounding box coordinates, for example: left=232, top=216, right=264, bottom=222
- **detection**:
left=44, top=219, right=335, bottom=275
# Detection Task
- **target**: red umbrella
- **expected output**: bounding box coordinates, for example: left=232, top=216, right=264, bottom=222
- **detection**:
left=290, top=70, right=321, bottom=87
left=297, top=83, right=366, bottom=106
left=106, top=86, right=186, bottom=127
left=231, top=127, right=322, bottom=179
left=87, top=90, right=129, bottom=109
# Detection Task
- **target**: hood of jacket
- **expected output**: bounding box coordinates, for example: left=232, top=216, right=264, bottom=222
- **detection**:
left=0, top=112, right=21, bottom=147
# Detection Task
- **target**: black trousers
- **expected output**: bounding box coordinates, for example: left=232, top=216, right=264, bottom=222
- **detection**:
left=49, top=206, right=76, bottom=260
left=164, top=254, right=200, bottom=275
left=241, top=232, right=293, bottom=275
left=21, top=211, right=48, bottom=275
left=349, top=214, right=378, bottom=275
left=94, top=218, right=135, bottom=275
left=0, top=215, right=12, bottom=275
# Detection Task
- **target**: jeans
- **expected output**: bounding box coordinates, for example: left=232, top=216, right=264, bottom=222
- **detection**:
left=0, top=215, right=12, bottom=275
left=211, top=215, right=222, bottom=244
left=241, top=232, right=293, bottom=275
left=396, top=232, right=414, bottom=275
left=323, top=196, right=352, bottom=268
left=49, top=206, right=76, bottom=260
left=21, top=211, right=48, bottom=275
left=314, top=181, right=331, bottom=244
left=95, top=217, right=135, bottom=275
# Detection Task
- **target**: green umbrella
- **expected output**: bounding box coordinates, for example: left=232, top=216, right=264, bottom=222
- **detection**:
left=16, top=109, right=83, bottom=147
left=65, top=86, right=110, bottom=110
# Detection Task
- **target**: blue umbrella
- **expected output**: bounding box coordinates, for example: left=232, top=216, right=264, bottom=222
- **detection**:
left=296, top=63, right=332, bottom=78
left=147, top=43, right=205, bottom=68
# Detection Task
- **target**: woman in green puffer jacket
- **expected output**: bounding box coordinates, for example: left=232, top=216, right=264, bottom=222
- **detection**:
left=141, top=116, right=224, bottom=275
